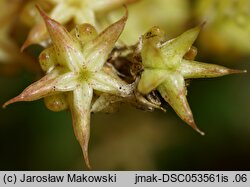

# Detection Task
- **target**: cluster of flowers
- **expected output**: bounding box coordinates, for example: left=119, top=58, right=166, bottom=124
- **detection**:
left=0, top=0, right=247, bottom=168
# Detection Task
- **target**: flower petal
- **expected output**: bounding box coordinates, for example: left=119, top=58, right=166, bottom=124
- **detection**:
left=84, top=7, right=128, bottom=71
left=36, top=6, right=83, bottom=71
left=3, top=71, right=78, bottom=108
left=138, top=69, right=168, bottom=94
left=21, top=22, right=49, bottom=51
left=179, top=59, right=247, bottom=79
left=89, top=70, right=133, bottom=96
left=69, top=83, right=93, bottom=169
left=160, top=25, right=202, bottom=68
left=141, top=39, right=165, bottom=69
left=157, top=73, right=204, bottom=135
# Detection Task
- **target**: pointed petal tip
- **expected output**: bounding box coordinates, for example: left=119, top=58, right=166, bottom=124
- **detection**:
left=35, top=5, right=49, bottom=21
left=2, top=96, right=21, bottom=108
left=196, top=128, right=205, bottom=136
left=83, top=150, right=92, bottom=169
left=122, top=4, right=128, bottom=21
left=77, top=130, right=92, bottom=169
left=35, top=5, right=56, bottom=28
left=115, top=5, right=128, bottom=26
left=20, top=39, right=31, bottom=52
left=81, top=144, right=91, bottom=169
left=2, top=102, right=8, bottom=109
left=112, top=5, right=128, bottom=30
left=186, top=119, right=205, bottom=136
left=228, top=69, right=247, bottom=74
left=2, top=103, right=8, bottom=109
left=191, top=22, right=206, bottom=36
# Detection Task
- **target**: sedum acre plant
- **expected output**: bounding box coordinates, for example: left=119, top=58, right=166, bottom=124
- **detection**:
left=1, top=1, right=247, bottom=169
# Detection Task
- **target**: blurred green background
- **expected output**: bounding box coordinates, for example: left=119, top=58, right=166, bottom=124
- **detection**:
left=0, top=0, right=250, bottom=170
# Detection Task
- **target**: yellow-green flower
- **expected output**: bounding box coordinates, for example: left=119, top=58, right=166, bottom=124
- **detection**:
left=4, top=6, right=132, bottom=168
left=138, top=25, right=246, bottom=135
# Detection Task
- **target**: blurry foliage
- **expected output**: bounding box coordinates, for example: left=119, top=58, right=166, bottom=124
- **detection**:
left=107, top=0, right=190, bottom=45
left=194, top=0, right=250, bottom=59
left=0, top=0, right=250, bottom=170
left=20, top=0, right=137, bottom=49
left=0, top=0, right=40, bottom=75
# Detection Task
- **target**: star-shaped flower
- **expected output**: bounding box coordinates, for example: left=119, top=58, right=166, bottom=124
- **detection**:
left=4, top=6, right=132, bottom=168
left=21, top=0, right=138, bottom=50
left=137, top=25, right=246, bottom=135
